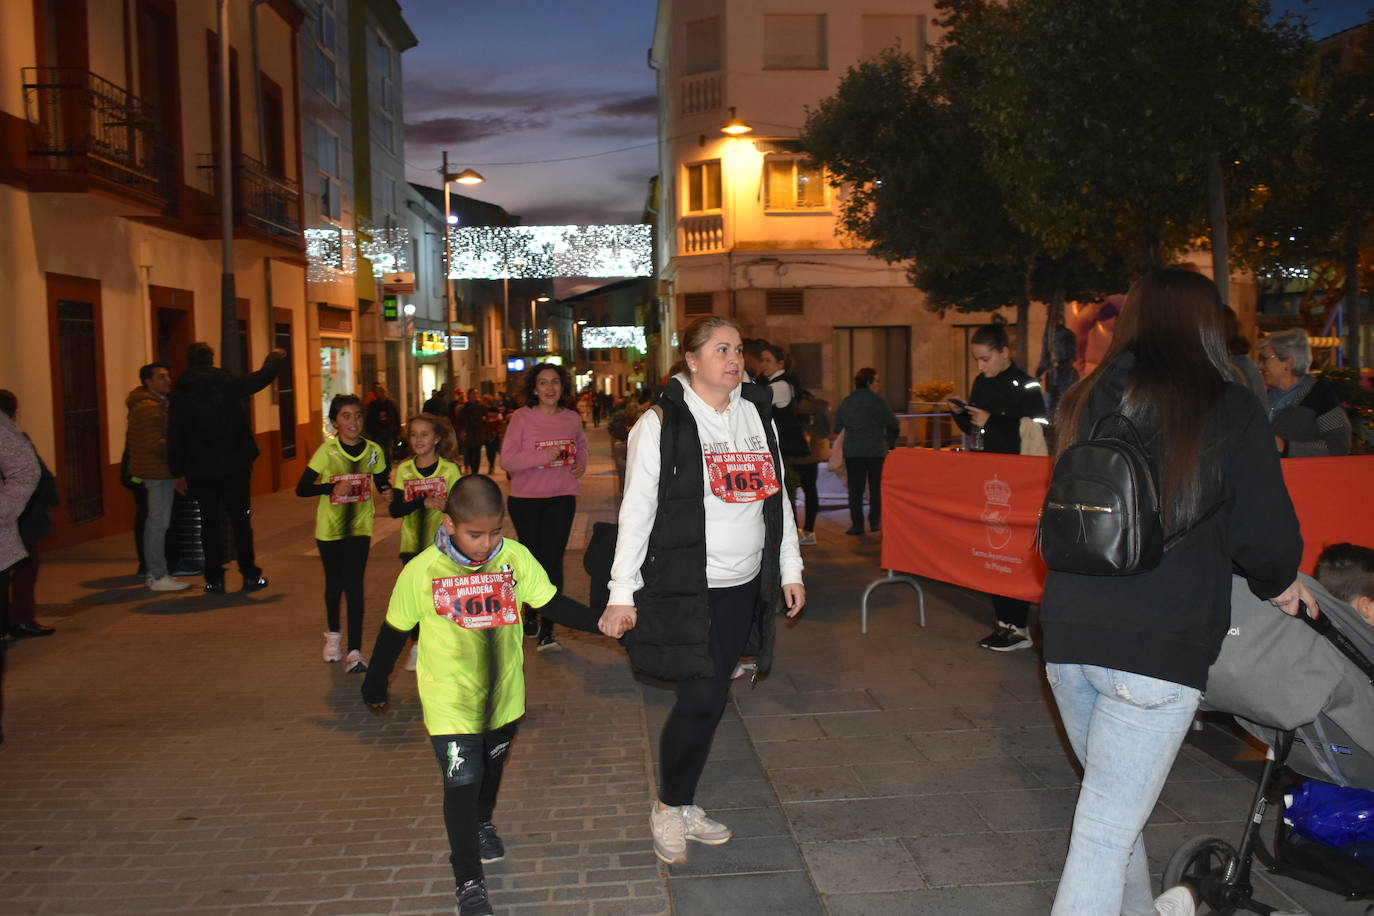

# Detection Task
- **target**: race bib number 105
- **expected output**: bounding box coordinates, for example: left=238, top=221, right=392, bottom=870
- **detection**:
left=704, top=452, right=780, bottom=504
left=432, top=572, right=519, bottom=629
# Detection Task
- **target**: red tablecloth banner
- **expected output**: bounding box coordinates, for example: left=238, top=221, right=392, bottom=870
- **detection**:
left=880, top=450, right=1374, bottom=604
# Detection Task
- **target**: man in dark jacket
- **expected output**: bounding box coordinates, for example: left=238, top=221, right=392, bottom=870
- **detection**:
left=167, top=342, right=286, bottom=594
left=950, top=324, right=1048, bottom=652
left=364, top=384, right=402, bottom=461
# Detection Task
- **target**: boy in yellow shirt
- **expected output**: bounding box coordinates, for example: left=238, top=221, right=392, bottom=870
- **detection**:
left=361, top=475, right=597, bottom=916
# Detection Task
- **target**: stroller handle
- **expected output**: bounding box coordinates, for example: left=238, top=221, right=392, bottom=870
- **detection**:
left=1298, top=600, right=1374, bottom=686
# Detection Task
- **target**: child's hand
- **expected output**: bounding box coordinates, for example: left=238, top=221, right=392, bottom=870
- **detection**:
left=367, top=700, right=389, bottom=715
left=331, top=479, right=355, bottom=500
left=424, top=494, right=446, bottom=511
left=545, top=447, right=565, bottom=464
left=599, top=604, right=637, bottom=638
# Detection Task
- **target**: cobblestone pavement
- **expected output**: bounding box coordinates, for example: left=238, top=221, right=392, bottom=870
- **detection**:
left=1, top=430, right=1365, bottom=915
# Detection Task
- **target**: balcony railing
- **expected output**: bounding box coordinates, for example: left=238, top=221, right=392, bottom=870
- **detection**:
left=680, top=214, right=726, bottom=253
left=21, top=67, right=170, bottom=200
left=198, top=153, right=302, bottom=240
left=680, top=72, right=722, bottom=115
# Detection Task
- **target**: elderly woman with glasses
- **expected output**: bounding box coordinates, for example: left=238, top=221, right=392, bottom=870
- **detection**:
left=1256, top=328, right=1352, bottom=457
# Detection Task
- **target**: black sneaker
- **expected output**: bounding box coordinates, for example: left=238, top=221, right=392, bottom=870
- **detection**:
left=204, top=582, right=226, bottom=595
left=477, top=821, right=506, bottom=863
left=242, top=575, right=269, bottom=593
left=536, top=633, right=561, bottom=652
left=983, top=624, right=1032, bottom=652
left=456, top=878, right=493, bottom=916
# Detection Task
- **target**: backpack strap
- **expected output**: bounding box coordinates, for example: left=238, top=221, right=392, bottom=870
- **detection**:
left=1162, top=500, right=1224, bottom=552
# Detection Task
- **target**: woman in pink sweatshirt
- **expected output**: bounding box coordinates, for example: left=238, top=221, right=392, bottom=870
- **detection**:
left=500, top=363, right=588, bottom=650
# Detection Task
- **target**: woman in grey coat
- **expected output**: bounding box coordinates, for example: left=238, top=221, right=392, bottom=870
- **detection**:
left=1258, top=328, right=1351, bottom=457
left=833, top=367, right=899, bottom=535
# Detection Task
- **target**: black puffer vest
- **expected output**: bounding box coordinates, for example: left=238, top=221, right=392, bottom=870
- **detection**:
left=625, top=378, right=786, bottom=682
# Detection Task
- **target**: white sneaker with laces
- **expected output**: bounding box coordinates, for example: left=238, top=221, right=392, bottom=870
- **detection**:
left=323, top=631, right=343, bottom=663
left=1153, top=885, right=1197, bottom=916
left=650, top=802, right=687, bottom=865
left=682, top=805, right=732, bottom=845
left=405, top=643, right=419, bottom=671
left=345, top=649, right=368, bottom=674
left=146, top=575, right=191, bottom=592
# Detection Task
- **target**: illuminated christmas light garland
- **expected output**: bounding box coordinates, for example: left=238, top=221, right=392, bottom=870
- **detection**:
left=448, top=224, right=652, bottom=279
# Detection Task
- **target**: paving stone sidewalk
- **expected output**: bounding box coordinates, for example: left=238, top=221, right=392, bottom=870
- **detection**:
left=1, top=429, right=1366, bottom=915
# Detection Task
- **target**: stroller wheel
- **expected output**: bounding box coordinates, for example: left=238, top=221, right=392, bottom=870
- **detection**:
left=1163, top=835, right=1239, bottom=915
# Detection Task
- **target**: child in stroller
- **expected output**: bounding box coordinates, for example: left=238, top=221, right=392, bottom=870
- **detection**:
left=1160, top=543, right=1374, bottom=915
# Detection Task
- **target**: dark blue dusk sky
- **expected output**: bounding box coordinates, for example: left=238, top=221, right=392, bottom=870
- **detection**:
left=399, top=0, right=1370, bottom=227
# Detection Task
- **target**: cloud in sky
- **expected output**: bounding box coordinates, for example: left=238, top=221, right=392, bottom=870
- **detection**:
left=405, top=114, right=547, bottom=146
left=590, top=95, right=658, bottom=119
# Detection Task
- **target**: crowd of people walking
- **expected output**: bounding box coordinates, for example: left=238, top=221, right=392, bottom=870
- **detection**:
left=0, top=271, right=1367, bottom=914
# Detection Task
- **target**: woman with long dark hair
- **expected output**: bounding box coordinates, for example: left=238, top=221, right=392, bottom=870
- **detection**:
left=1042, top=269, right=1312, bottom=915
left=500, top=363, right=587, bottom=650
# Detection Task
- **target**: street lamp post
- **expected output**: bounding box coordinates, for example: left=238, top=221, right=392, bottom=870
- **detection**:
left=440, top=150, right=484, bottom=393
left=530, top=294, right=550, bottom=352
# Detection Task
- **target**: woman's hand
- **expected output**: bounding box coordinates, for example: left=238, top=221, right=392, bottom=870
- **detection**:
left=571, top=463, right=586, bottom=479
left=1270, top=578, right=1318, bottom=619
left=1274, top=435, right=1286, bottom=454
left=545, top=447, right=566, bottom=464
left=968, top=407, right=991, bottom=427
left=599, top=604, right=638, bottom=638
left=782, top=583, right=806, bottom=618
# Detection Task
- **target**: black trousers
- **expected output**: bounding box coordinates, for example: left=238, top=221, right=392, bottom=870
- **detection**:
left=461, top=446, right=482, bottom=475
left=189, top=470, right=258, bottom=583
left=992, top=595, right=1030, bottom=629
left=318, top=536, right=370, bottom=650
left=659, top=576, right=760, bottom=807
left=507, top=495, right=576, bottom=637
left=786, top=461, right=820, bottom=531
left=431, top=721, right=518, bottom=884
left=845, top=456, right=886, bottom=530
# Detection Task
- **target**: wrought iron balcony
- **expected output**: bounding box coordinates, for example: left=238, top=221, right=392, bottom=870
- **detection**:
left=21, top=67, right=170, bottom=201
left=198, top=153, right=302, bottom=240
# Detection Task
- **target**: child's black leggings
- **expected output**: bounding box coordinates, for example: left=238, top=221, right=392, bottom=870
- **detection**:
left=318, top=537, right=370, bottom=650
left=430, top=722, right=518, bottom=883
left=658, top=576, right=759, bottom=807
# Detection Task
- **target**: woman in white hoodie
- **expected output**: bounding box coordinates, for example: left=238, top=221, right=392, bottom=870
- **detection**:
left=599, top=316, right=806, bottom=868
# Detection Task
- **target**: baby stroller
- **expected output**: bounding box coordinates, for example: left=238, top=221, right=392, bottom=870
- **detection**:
left=1164, top=575, right=1374, bottom=913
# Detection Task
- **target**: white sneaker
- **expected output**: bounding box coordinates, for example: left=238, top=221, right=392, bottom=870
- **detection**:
left=146, top=575, right=191, bottom=592
left=682, top=805, right=732, bottom=845
left=797, top=530, right=817, bottom=546
left=1154, top=885, right=1197, bottom=916
left=323, top=631, right=343, bottom=663
left=345, top=649, right=368, bottom=674
left=650, top=802, right=687, bottom=865
left=405, top=643, right=419, bottom=671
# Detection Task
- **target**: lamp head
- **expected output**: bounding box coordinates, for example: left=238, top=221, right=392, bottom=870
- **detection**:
left=454, top=168, right=485, bottom=185
left=721, top=107, right=752, bottom=135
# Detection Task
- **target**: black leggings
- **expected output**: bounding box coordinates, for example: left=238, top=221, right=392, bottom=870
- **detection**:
left=432, top=722, right=518, bottom=883
left=318, top=537, right=370, bottom=650
left=507, top=495, right=576, bottom=636
left=786, top=462, right=820, bottom=531
left=659, top=577, right=760, bottom=807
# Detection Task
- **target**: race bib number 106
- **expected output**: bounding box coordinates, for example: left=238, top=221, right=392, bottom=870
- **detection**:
left=704, top=452, right=780, bottom=504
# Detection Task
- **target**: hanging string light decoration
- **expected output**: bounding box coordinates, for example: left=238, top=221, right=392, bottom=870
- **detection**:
left=357, top=220, right=412, bottom=277
left=448, top=224, right=652, bottom=279
left=305, top=226, right=357, bottom=283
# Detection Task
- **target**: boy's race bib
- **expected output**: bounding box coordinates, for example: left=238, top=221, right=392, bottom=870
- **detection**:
left=704, top=452, right=780, bottom=504
left=432, top=571, right=519, bottom=629
left=404, top=476, right=448, bottom=502
left=536, top=438, right=577, bottom=468
left=329, top=473, right=371, bottom=504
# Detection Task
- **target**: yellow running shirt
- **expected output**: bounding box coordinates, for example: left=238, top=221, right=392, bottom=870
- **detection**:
left=385, top=538, right=556, bottom=735
left=392, top=456, right=463, bottom=556
left=306, top=437, right=387, bottom=541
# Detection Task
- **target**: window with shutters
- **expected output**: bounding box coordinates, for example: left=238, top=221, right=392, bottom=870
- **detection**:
left=861, top=14, right=927, bottom=68
left=684, top=292, right=714, bottom=315
left=764, top=157, right=827, bottom=211
left=763, top=14, right=826, bottom=70
left=684, top=17, right=721, bottom=75
left=766, top=289, right=804, bottom=315
left=684, top=160, right=722, bottom=213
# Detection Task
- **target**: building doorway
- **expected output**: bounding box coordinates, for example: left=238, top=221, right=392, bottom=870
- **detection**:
left=835, top=326, right=911, bottom=412
left=151, top=285, right=194, bottom=378
left=320, top=338, right=352, bottom=437
left=47, top=275, right=105, bottom=527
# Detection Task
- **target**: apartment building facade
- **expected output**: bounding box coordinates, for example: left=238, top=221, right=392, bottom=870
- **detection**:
left=0, top=0, right=311, bottom=547
left=650, top=0, right=1046, bottom=409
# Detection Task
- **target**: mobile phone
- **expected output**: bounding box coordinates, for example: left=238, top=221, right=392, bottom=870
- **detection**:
left=948, top=397, right=969, bottom=410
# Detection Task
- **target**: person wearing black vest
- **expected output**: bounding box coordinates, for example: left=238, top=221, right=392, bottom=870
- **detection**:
left=599, top=317, right=805, bottom=868
left=1040, top=270, right=1309, bottom=915
left=950, top=324, right=1048, bottom=652
left=757, top=345, right=819, bottom=544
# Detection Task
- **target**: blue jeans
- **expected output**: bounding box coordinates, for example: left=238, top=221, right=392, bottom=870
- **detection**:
left=1046, top=663, right=1201, bottom=916
left=141, top=478, right=177, bottom=579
